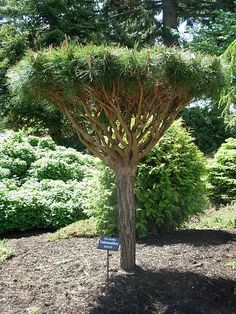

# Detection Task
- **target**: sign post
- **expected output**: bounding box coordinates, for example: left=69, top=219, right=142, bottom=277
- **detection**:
left=107, top=250, right=109, bottom=283
left=97, top=236, right=120, bottom=287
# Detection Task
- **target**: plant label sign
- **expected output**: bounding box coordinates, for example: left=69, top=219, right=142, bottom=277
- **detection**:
left=97, top=236, right=120, bottom=251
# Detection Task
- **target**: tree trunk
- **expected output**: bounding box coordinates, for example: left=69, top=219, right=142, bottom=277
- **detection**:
left=116, top=166, right=136, bottom=271
left=163, top=0, right=179, bottom=46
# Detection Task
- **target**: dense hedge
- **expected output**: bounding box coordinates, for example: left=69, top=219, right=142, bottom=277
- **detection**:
left=0, top=132, right=98, bottom=234
left=92, top=120, right=208, bottom=237
left=208, top=138, right=236, bottom=206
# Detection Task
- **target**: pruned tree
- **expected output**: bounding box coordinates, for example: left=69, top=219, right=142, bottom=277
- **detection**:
left=8, top=44, right=224, bottom=270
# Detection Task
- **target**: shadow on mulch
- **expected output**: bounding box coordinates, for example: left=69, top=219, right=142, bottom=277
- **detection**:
left=139, top=229, right=236, bottom=247
left=90, top=268, right=236, bottom=314
left=0, top=228, right=55, bottom=240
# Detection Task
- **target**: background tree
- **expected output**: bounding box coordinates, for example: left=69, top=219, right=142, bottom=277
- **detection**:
left=0, top=0, right=101, bottom=145
left=220, top=39, right=236, bottom=128
left=100, top=0, right=236, bottom=47
left=181, top=105, right=235, bottom=155
left=187, top=11, right=236, bottom=56
left=100, top=0, right=160, bottom=48
left=8, top=44, right=224, bottom=270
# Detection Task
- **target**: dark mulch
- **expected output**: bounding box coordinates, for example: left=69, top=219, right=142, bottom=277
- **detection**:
left=0, top=229, right=235, bottom=314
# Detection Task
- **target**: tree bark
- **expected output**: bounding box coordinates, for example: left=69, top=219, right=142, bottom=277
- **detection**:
left=163, top=0, right=179, bottom=46
left=116, top=166, right=136, bottom=271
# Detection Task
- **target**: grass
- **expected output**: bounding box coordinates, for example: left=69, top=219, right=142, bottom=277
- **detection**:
left=227, top=261, right=236, bottom=270
left=27, top=307, right=39, bottom=314
left=187, top=203, right=236, bottom=230
left=0, top=240, right=13, bottom=262
left=48, top=218, right=99, bottom=241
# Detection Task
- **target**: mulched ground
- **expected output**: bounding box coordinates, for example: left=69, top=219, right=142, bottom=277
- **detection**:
left=0, top=229, right=235, bottom=314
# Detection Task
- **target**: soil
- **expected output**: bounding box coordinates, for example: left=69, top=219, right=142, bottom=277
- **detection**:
left=0, top=229, right=235, bottom=314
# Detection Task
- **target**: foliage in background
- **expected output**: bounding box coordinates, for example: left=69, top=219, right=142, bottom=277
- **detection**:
left=0, top=240, right=13, bottom=261
left=187, top=11, right=236, bottom=56
left=0, top=0, right=101, bottom=144
left=187, top=204, right=236, bottom=230
left=0, top=132, right=99, bottom=234
left=101, top=0, right=236, bottom=47
left=185, top=13, right=236, bottom=135
left=181, top=105, right=235, bottom=155
left=48, top=218, right=98, bottom=241
left=220, top=40, right=236, bottom=129
left=92, top=120, right=207, bottom=237
left=208, top=138, right=236, bottom=206
left=100, top=0, right=160, bottom=48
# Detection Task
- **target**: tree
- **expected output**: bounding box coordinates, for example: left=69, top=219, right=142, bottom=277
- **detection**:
left=187, top=11, right=236, bottom=56
left=93, top=120, right=207, bottom=237
left=8, top=44, right=224, bottom=270
left=0, top=0, right=101, bottom=141
left=100, top=0, right=160, bottom=48
left=220, top=40, right=236, bottom=128
left=100, top=0, right=236, bottom=47
left=184, top=16, right=236, bottom=146
left=161, top=0, right=236, bottom=46
left=181, top=105, right=235, bottom=155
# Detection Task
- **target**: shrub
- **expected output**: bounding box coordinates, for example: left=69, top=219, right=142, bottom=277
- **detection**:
left=208, top=138, right=236, bottom=205
left=187, top=204, right=236, bottom=230
left=0, top=132, right=36, bottom=165
left=93, top=120, right=207, bottom=237
left=48, top=218, right=98, bottom=241
left=0, top=240, right=13, bottom=262
left=227, top=261, right=236, bottom=270
left=0, top=132, right=99, bottom=234
left=0, top=179, right=90, bottom=232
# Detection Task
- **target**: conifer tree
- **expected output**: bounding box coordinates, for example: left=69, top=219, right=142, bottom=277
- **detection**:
left=8, top=44, right=224, bottom=270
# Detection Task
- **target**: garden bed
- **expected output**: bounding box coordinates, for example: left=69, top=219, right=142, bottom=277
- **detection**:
left=0, top=229, right=235, bottom=313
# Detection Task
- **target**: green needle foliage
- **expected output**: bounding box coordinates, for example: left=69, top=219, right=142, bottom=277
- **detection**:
left=8, top=44, right=224, bottom=103
left=208, top=138, right=236, bottom=206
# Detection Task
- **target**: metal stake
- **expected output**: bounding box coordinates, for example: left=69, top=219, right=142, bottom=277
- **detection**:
left=107, top=250, right=110, bottom=287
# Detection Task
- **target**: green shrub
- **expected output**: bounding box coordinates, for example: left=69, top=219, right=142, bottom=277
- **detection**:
left=1, top=132, right=36, bottom=165
left=208, top=138, right=236, bottom=205
left=30, top=157, right=74, bottom=181
left=48, top=218, right=98, bottom=241
left=0, top=167, right=11, bottom=179
left=0, top=132, right=99, bottom=234
left=227, top=261, right=236, bottom=270
left=0, top=240, right=13, bottom=262
left=136, top=120, right=207, bottom=236
left=0, top=179, right=91, bottom=232
left=187, top=204, right=236, bottom=229
left=93, top=120, right=207, bottom=237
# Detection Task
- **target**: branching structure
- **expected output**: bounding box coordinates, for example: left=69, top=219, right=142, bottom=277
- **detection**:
left=8, top=44, right=224, bottom=270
